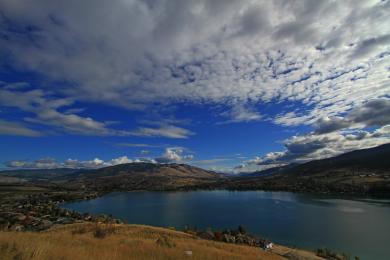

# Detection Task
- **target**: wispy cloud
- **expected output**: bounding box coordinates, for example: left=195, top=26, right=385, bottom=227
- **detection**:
left=193, top=158, right=231, bottom=164
left=239, top=125, right=390, bottom=172
left=116, top=143, right=162, bottom=148
left=4, top=147, right=195, bottom=169
left=0, top=0, right=388, bottom=125
left=0, top=87, right=118, bottom=136
left=5, top=156, right=157, bottom=170
left=0, top=0, right=389, bottom=169
left=130, top=125, right=194, bottom=139
left=238, top=99, right=390, bottom=171
left=0, top=85, right=195, bottom=138
left=0, top=119, right=42, bottom=137
left=314, top=99, right=390, bottom=134
left=219, top=104, right=262, bottom=124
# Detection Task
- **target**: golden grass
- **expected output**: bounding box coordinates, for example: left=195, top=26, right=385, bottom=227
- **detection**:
left=0, top=223, right=286, bottom=260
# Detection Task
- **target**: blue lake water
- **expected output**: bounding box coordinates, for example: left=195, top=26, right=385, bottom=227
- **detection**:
left=62, top=190, right=390, bottom=260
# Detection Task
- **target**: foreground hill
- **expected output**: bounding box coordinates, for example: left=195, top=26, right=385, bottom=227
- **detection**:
left=230, top=143, right=390, bottom=195
left=0, top=223, right=323, bottom=260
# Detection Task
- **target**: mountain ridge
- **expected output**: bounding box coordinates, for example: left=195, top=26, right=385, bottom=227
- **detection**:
left=1, top=144, right=390, bottom=195
left=245, top=143, right=390, bottom=178
left=228, top=143, right=390, bottom=196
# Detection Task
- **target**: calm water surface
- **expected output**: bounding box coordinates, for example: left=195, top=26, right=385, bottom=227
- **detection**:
left=62, top=191, right=390, bottom=259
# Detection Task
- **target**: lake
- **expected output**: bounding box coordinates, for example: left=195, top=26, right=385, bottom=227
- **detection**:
left=62, top=190, right=390, bottom=259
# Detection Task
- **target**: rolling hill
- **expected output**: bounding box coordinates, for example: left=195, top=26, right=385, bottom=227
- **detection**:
left=230, top=143, right=390, bottom=195
left=1, top=144, right=389, bottom=195
left=0, top=168, right=81, bottom=182
left=58, top=163, right=224, bottom=191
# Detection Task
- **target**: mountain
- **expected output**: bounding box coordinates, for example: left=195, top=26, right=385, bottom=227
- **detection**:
left=237, top=163, right=299, bottom=178
left=68, top=162, right=219, bottom=179
left=280, top=143, right=390, bottom=177
left=0, top=163, right=224, bottom=191
left=0, top=168, right=82, bottom=183
left=1, top=144, right=390, bottom=195
left=60, top=163, right=225, bottom=191
left=230, top=143, right=390, bottom=196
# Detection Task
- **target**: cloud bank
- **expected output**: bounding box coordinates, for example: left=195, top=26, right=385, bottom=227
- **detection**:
left=0, top=1, right=389, bottom=171
left=4, top=156, right=158, bottom=170
left=235, top=96, right=390, bottom=172
left=3, top=147, right=195, bottom=169
left=0, top=0, right=389, bottom=125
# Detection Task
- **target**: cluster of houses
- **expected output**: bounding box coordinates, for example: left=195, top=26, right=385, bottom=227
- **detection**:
left=0, top=191, right=120, bottom=232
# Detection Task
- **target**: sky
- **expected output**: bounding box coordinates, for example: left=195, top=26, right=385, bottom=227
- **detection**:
left=0, top=0, right=389, bottom=172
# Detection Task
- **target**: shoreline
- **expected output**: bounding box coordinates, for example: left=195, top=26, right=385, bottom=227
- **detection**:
left=0, top=186, right=364, bottom=259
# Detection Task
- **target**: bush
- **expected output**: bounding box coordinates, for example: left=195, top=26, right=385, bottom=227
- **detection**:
left=156, top=235, right=176, bottom=248
left=238, top=225, right=246, bottom=234
left=92, top=223, right=116, bottom=239
left=93, top=227, right=107, bottom=239
left=71, top=226, right=87, bottom=235
left=316, top=248, right=352, bottom=260
left=214, top=231, right=223, bottom=241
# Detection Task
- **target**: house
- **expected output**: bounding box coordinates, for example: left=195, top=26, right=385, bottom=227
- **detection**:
left=259, top=239, right=273, bottom=251
left=264, top=242, right=273, bottom=250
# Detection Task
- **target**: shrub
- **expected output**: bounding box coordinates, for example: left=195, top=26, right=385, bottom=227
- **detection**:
left=238, top=225, right=246, bottom=234
left=71, top=226, right=87, bottom=235
left=316, top=248, right=352, bottom=260
left=156, top=235, right=176, bottom=248
left=93, top=226, right=107, bottom=239
left=0, top=241, right=9, bottom=253
left=214, top=231, right=223, bottom=241
left=92, top=223, right=116, bottom=239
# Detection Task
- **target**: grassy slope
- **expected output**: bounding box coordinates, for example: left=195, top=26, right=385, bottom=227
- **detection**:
left=0, top=223, right=322, bottom=260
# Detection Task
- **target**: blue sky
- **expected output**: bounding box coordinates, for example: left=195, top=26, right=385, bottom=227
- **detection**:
left=0, top=0, right=389, bottom=172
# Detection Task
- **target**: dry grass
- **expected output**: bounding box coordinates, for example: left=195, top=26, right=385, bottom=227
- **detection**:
left=0, top=223, right=286, bottom=260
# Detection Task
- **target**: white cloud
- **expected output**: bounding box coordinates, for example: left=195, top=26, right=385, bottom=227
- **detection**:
left=0, top=119, right=41, bottom=137
left=373, top=124, right=390, bottom=137
left=0, top=87, right=117, bottom=136
left=0, top=85, right=193, bottom=138
left=117, top=143, right=154, bottom=147
left=241, top=127, right=390, bottom=171
left=194, top=158, right=231, bottom=164
left=5, top=160, right=29, bottom=168
left=240, top=99, right=390, bottom=171
left=109, top=156, right=133, bottom=166
left=155, top=147, right=194, bottom=163
left=6, top=156, right=158, bottom=169
left=219, top=104, right=262, bottom=124
left=5, top=157, right=59, bottom=169
left=0, top=0, right=388, bottom=124
left=313, top=99, right=390, bottom=134
left=1, top=0, right=389, bottom=167
left=130, top=125, right=194, bottom=139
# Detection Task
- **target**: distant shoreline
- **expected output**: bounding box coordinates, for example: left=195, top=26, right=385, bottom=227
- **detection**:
left=0, top=185, right=370, bottom=259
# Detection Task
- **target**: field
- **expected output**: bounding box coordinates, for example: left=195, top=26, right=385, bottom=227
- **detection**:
left=0, top=185, right=49, bottom=199
left=0, top=223, right=322, bottom=260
